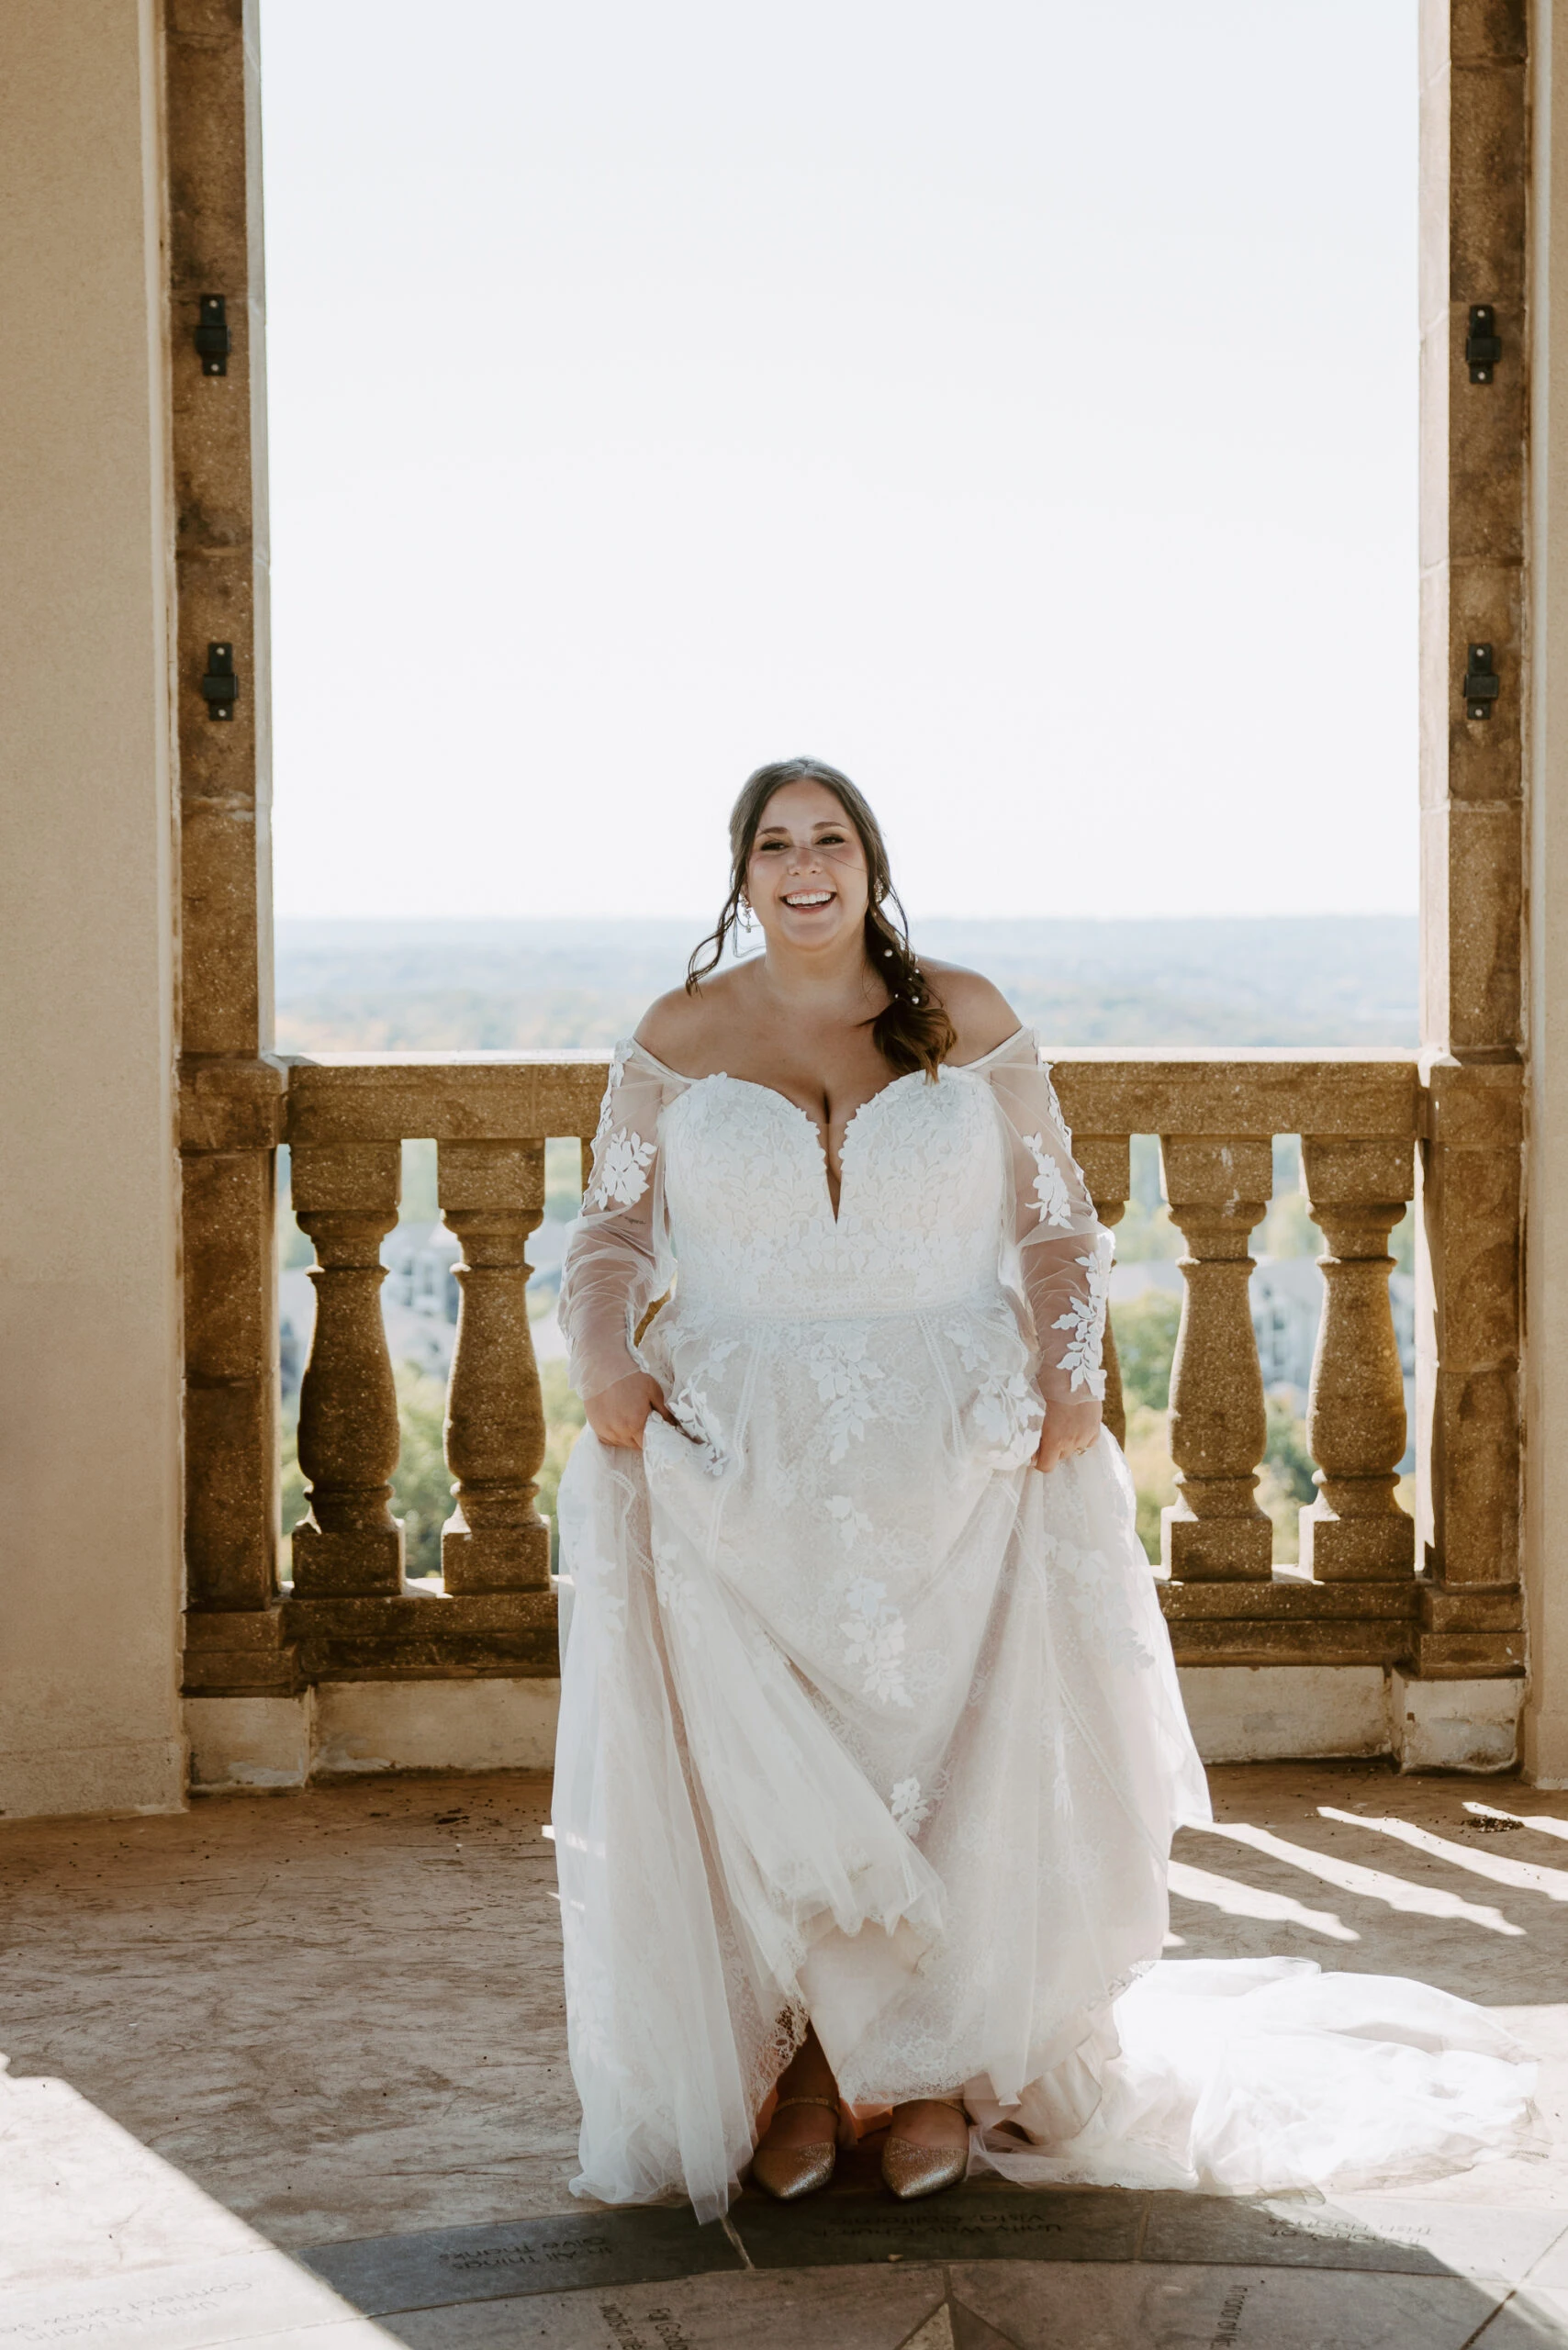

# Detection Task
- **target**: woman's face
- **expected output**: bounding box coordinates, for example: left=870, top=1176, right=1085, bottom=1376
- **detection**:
left=745, top=781, right=871, bottom=954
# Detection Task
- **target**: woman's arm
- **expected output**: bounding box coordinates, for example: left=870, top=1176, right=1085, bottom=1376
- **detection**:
left=558, top=1041, right=680, bottom=1449
left=980, top=1031, right=1109, bottom=1473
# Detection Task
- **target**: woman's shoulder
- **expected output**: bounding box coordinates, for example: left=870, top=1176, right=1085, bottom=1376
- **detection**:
left=924, top=961, right=1025, bottom=1066
left=633, top=969, right=746, bottom=1075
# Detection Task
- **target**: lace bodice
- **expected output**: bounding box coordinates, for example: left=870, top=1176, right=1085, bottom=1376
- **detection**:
left=559, top=1027, right=1111, bottom=1414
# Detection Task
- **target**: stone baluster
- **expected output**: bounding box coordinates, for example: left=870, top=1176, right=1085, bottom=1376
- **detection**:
left=290, top=1142, right=404, bottom=1595
left=439, top=1139, right=551, bottom=1593
left=1075, top=1134, right=1130, bottom=1449
left=1160, top=1136, right=1273, bottom=1580
left=1299, top=1138, right=1417, bottom=1580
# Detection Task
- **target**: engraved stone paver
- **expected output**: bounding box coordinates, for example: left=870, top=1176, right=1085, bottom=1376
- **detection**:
left=299, top=2208, right=741, bottom=2314
left=376, top=2264, right=949, bottom=2348
left=729, top=2182, right=1141, bottom=2271
left=948, top=2260, right=1510, bottom=2350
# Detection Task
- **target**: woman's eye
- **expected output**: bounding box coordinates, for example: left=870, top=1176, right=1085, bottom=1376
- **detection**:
left=756, top=840, right=785, bottom=853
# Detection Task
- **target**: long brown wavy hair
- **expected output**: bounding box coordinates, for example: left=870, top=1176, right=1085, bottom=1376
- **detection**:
left=686, top=757, right=958, bottom=1080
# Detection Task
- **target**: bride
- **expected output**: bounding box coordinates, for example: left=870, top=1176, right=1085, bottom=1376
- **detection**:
left=552, top=755, right=1534, bottom=2221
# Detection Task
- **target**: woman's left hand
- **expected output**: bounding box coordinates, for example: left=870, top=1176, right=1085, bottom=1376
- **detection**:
left=1033, top=1395, right=1103, bottom=1474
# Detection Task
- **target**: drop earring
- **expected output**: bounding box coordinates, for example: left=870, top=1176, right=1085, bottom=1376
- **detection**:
left=739, top=900, right=756, bottom=935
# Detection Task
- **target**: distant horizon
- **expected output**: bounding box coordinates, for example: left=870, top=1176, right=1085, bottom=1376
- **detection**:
left=275, top=911, right=1420, bottom=931
left=273, top=911, right=1418, bottom=1053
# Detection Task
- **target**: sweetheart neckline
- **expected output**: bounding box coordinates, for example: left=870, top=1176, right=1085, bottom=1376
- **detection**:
left=701, top=1070, right=924, bottom=1225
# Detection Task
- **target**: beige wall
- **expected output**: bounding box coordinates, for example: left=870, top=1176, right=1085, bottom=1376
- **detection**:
left=0, top=1, right=184, bottom=1815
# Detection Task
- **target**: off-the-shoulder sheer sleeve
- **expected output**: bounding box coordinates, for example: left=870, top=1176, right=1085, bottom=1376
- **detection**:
left=558, top=1039, right=683, bottom=1404
left=980, top=1031, right=1112, bottom=1415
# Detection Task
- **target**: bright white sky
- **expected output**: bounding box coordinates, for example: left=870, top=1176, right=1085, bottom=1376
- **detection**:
left=260, top=0, right=1417, bottom=922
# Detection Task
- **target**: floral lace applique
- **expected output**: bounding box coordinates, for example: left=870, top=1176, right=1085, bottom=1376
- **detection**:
left=1021, top=1135, right=1074, bottom=1230
left=574, top=1539, right=626, bottom=1639
left=1053, top=1249, right=1110, bottom=1399
left=890, top=1775, right=932, bottom=1836
left=944, top=1314, right=1042, bottom=1465
left=1036, top=1053, right=1070, bottom=1147
left=588, top=1125, right=656, bottom=1211
left=826, top=1494, right=875, bottom=1551
left=1037, top=1531, right=1157, bottom=1672
left=840, top=1575, right=913, bottom=1708
left=805, top=1326, right=886, bottom=1463
left=652, top=1536, right=698, bottom=1619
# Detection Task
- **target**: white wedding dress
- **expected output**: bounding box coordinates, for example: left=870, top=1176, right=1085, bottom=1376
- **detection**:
left=553, top=1030, right=1534, bottom=2221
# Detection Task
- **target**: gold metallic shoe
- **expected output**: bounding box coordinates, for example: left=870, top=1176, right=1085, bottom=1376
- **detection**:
left=750, top=2094, right=840, bottom=2201
left=881, top=2095, right=969, bottom=2200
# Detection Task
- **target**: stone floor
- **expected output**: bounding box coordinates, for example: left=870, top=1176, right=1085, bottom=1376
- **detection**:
left=6, top=1760, right=1568, bottom=2345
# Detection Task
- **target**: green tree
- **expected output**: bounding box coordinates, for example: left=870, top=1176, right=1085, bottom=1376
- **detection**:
left=1256, top=1387, right=1317, bottom=1564
left=391, top=1362, right=455, bottom=1578
left=1111, top=1290, right=1182, bottom=1413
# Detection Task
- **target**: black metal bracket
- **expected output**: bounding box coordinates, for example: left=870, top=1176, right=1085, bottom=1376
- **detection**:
left=1466, top=305, right=1501, bottom=384
left=1463, top=642, right=1499, bottom=721
left=195, top=295, right=231, bottom=376
left=201, top=643, right=240, bottom=721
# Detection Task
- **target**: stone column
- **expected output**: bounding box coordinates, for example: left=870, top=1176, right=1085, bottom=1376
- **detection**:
left=1300, top=1139, right=1417, bottom=1581
left=168, top=0, right=298, bottom=1696
left=1075, top=1134, right=1130, bottom=1449
left=289, top=1144, right=405, bottom=1596
left=1159, top=1136, right=1273, bottom=1581
left=439, top=1140, right=552, bottom=1594
left=1527, top=0, right=1568, bottom=1780
left=1417, top=0, right=1527, bottom=1687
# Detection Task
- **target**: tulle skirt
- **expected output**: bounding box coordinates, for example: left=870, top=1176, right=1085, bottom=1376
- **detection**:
left=552, top=1298, right=1535, bottom=2220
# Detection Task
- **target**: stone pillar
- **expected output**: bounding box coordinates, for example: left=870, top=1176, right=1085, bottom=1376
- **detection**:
left=168, top=1, right=297, bottom=1701
left=0, top=0, right=185, bottom=1816
left=1159, top=1136, right=1273, bottom=1581
left=440, top=1141, right=552, bottom=1593
left=1526, top=0, right=1568, bottom=1777
left=1299, top=1139, right=1417, bottom=1581
left=1417, top=0, right=1528, bottom=1687
left=1075, top=1134, right=1130, bottom=1449
left=290, top=1145, right=405, bottom=1596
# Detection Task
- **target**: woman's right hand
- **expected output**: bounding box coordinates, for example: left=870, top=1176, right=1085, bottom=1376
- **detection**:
left=585, top=1371, right=678, bottom=1450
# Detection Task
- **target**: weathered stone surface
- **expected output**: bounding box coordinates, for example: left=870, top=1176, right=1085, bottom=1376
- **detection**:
left=1415, top=4, right=1526, bottom=1696
left=440, top=1141, right=552, bottom=1595
left=179, top=1051, right=287, bottom=1152
left=290, top=1143, right=404, bottom=1599
left=1077, top=1134, right=1130, bottom=1448
left=281, top=1591, right=558, bottom=1683
left=183, top=1606, right=302, bottom=1698
left=169, top=0, right=282, bottom=1687
left=286, top=1058, right=610, bottom=1145
left=1051, top=1060, right=1418, bottom=1144
left=1159, top=1136, right=1273, bottom=1583
left=949, top=2261, right=1505, bottom=2350
left=1299, top=1140, right=1417, bottom=1582
left=1417, top=1058, right=1522, bottom=1598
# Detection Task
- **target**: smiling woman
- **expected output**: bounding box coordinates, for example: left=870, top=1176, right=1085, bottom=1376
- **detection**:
left=682, top=755, right=957, bottom=1092
left=544, top=759, right=1532, bottom=2221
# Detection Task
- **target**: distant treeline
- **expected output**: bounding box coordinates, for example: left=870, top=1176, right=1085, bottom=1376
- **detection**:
left=274, top=915, right=1418, bottom=1055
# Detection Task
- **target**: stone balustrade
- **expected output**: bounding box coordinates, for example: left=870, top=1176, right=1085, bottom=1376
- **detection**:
left=274, top=1056, right=606, bottom=1684
left=181, top=1046, right=1522, bottom=1696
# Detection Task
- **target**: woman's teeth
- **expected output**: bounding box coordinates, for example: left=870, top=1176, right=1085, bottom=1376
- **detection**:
left=783, top=891, right=833, bottom=907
